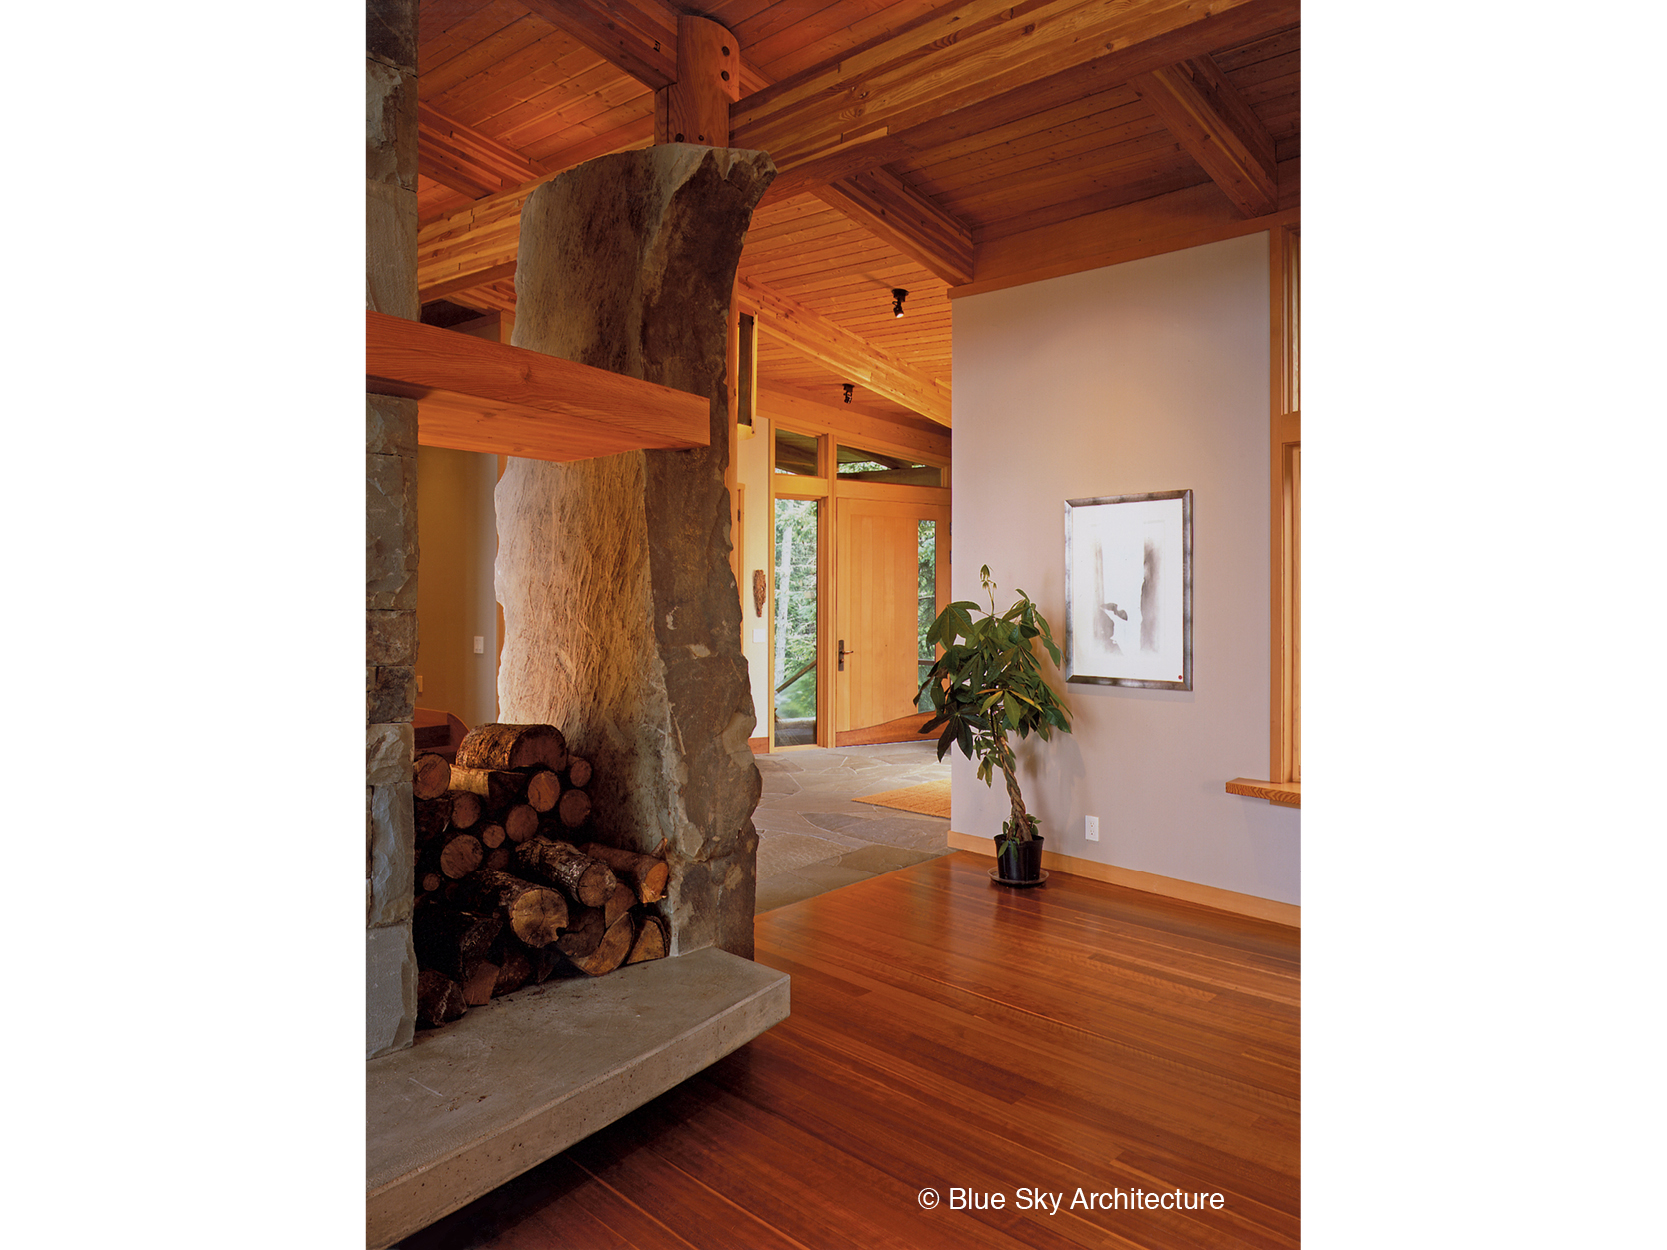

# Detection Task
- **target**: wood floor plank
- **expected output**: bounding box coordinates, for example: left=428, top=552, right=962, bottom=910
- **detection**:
left=392, top=853, right=1299, bottom=1249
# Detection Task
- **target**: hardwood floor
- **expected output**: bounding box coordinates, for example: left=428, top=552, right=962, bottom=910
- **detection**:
left=395, top=852, right=1299, bottom=1249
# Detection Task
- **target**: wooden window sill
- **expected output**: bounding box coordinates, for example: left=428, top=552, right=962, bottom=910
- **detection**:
left=1226, top=778, right=1300, bottom=808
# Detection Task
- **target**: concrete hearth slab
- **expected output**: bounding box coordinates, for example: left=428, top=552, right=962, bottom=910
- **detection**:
left=366, top=947, right=789, bottom=1248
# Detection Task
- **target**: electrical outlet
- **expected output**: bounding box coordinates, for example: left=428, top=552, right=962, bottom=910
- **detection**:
left=473, top=636, right=485, bottom=654
left=1085, top=815, right=1099, bottom=842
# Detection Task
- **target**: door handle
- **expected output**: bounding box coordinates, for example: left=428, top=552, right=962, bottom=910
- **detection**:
left=838, top=639, right=856, bottom=671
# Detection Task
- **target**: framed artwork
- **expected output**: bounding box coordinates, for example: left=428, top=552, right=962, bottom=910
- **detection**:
left=1064, top=489, right=1192, bottom=690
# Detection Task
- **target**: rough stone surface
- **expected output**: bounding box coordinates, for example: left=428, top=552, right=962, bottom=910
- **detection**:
left=367, top=393, right=417, bottom=457
left=367, top=921, right=417, bottom=1059
left=499, top=145, right=775, bottom=958
left=367, top=60, right=417, bottom=190
left=368, top=665, right=415, bottom=723
left=366, top=178, right=417, bottom=319
left=366, top=0, right=417, bottom=73
left=368, top=0, right=419, bottom=1061
left=368, top=451, right=419, bottom=609
left=368, top=609, right=417, bottom=667
left=368, top=722, right=414, bottom=788
left=369, top=781, right=416, bottom=926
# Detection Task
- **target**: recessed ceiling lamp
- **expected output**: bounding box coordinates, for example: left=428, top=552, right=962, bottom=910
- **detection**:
left=892, top=288, right=909, bottom=318
left=842, top=383, right=854, bottom=403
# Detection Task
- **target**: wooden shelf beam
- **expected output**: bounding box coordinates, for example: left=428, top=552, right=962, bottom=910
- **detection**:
left=366, top=311, right=709, bottom=462
left=1133, top=55, right=1278, bottom=217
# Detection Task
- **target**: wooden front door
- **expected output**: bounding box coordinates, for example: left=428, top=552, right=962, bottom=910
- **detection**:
left=834, top=497, right=949, bottom=744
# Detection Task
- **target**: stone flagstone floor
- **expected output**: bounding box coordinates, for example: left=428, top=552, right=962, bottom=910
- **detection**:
left=752, top=740, right=951, bottom=913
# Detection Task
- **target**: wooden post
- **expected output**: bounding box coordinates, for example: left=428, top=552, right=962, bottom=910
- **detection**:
left=654, top=16, right=740, bottom=147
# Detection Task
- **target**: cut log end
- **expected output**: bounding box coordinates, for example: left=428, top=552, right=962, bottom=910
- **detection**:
left=412, top=753, right=452, bottom=800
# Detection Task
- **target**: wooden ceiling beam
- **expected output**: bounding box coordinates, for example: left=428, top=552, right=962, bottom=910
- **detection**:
left=418, top=102, right=546, bottom=200
left=732, top=0, right=1300, bottom=199
left=1132, top=55, right=1277, bottom=217
left=736, top=274, right=951, bottom=427
left=416, top=116, right=655, bottom=296
left=366, top=311, right=709, bottom=461
left=517, top=0, right=679, bottom=91
left=525, top=0, right=974, bottom=282
left=811, top=168, right=973, bottom=286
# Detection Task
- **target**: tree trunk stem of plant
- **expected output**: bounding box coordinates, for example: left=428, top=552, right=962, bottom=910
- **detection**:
left=993, top=700, right=1031, bottom=841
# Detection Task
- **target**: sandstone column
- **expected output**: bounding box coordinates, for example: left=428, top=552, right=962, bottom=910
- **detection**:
left=365, top=0, right=419, bottom=1057
left=497, top=145, right=774, bottom=958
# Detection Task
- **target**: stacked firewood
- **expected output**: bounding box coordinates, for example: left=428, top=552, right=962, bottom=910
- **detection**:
left=409, top=722, right=671, bottom=1030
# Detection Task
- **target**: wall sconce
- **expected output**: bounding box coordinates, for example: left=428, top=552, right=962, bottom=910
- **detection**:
left=891, top=288, right=908, bottom=318
left=842, top=383, right=854, bottom=403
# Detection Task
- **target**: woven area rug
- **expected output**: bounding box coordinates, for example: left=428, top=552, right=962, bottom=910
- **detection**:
left=852, top=778, right=950, bottom=817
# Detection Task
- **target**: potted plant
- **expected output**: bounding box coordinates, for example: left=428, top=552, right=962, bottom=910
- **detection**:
left=916, top=565, right=1072, bottom=884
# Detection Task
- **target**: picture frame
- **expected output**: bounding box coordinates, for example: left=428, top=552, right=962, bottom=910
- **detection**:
left=1064, top=489, right=1193, bottom=690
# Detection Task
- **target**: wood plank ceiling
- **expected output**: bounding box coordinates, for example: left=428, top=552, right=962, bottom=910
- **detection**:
left=414, top=0, right=1301, bottom=433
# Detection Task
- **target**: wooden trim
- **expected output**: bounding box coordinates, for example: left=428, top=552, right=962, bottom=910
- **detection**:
left=832, top=480, right=950, bottom=506
left=737, top=274, right=952, bottom=426
left=1269, top=225, right=1300, bottom=783
left=947, top=830, right=1299, bottom=927
left=952, top=160, right=1300, bottom=300
left=1225, top=777, right=1300, bottom=807
left=748, top=736, right=769, bottom=754
left=760, top=383, right=949, bottom=464
left=367, top=311, right=709, bottom=462
left=815, top=468, right=833, bottom=746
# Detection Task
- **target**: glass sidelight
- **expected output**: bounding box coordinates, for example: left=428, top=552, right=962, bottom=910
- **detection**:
left=916, top=519, right=937, bottom=711
left=773, top=497, right=820, bottom=747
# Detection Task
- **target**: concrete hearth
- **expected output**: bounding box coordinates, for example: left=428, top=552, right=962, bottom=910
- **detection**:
left=366, top=947, right=788, bottom=1248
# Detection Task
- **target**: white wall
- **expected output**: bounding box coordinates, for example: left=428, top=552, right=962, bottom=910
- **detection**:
left=951, top=232, right=1299, bottom=905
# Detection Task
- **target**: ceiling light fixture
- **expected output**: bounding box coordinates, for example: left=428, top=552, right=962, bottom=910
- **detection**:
left=842, top=383, right=854, bottom=403
left=892, top=288, right=908, bottom=318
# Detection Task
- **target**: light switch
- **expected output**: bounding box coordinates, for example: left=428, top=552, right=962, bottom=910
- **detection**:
left=752, top=628, right=765, bottom=643
left=415, top=675, right=424, bottom=694
left=472, top=636, right=485, bottom=654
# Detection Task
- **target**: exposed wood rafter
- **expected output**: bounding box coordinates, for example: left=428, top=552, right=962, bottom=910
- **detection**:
left=811, top=168, right=973, bottom=286
left=737, top=276, right=951, bottom=427
left=418, top=103, right=545, bottom=200
left=1132, top=55, right=1277, bottom=217
left=730, top=0, right=1300, bottom=199
left=416, top=117, right=655, bottom=297
left=518, top=0, right=678, bottom=91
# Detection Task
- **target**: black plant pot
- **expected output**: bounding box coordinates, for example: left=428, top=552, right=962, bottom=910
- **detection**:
left=994, top=835, right=1044, bottom=884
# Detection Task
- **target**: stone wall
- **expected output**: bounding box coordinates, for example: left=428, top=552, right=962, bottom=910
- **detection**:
left=366, top=0, right=419, bottom=1059
left=498, top=146, right=774, bottom=960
